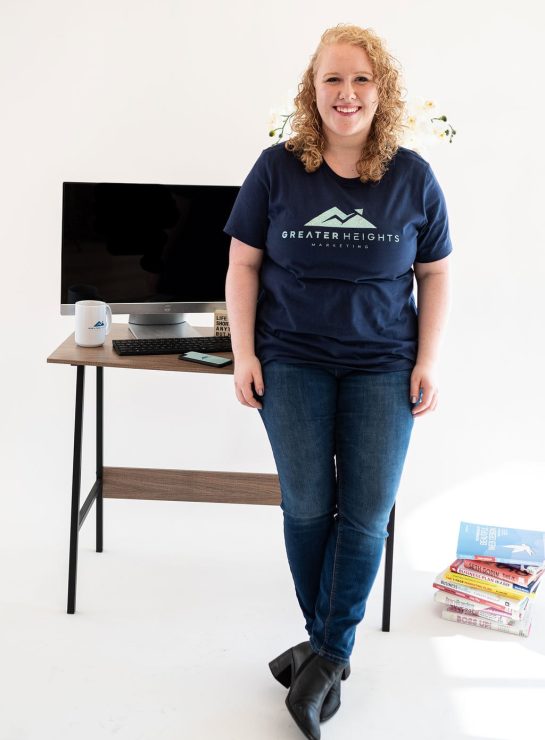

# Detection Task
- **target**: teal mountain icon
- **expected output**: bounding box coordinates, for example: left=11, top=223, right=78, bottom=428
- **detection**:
left=93, top=320, right=105, bottom=327
left=305, top=207, right=376, bottom=228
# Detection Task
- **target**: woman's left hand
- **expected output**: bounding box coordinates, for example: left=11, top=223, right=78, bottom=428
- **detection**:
left=410, top=363, right=439, bottom=417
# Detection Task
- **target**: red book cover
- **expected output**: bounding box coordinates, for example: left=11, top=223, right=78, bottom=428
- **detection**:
left=462, top=559, right=543, bottom=587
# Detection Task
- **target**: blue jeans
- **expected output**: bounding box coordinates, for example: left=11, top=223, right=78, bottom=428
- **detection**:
left=257, top=361, right=415, bottom=665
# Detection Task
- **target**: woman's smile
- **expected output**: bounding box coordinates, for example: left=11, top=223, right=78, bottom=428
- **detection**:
left=334, top=106, right=361, bottom=116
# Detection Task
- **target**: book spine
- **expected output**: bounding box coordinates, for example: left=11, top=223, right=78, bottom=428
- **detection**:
left=456, top=551, right=543, bottom=568
left=441, top=608, right=531, bottom=637
left=433, top=582, right=525, bottom=615
left=462, top=559, right=536, bottom=586
left=433, top=591, right=514, bottom=624
left=433, top=585, right=527, bottom=620
left=441, top=572, right=527, bottom=607
left=450, top=562, right=532, bottom=594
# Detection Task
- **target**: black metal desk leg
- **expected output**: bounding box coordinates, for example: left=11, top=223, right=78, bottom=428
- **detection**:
left=67, top=365, right=85, bottom=614
left=96, top=366, right=103, bottom=553
left=382, top=503, right=396, bottom=632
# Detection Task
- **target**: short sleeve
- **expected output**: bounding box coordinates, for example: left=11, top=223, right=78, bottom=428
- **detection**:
left=415, top=165, right=453, bottom=263
left=223, top=150, right=270, bottom=250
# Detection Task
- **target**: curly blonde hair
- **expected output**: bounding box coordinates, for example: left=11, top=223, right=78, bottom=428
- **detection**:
left=285, top=24, right=405, bottom=182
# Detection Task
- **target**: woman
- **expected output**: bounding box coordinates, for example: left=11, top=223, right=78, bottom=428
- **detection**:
left=224, top=23, right=451, bottom=740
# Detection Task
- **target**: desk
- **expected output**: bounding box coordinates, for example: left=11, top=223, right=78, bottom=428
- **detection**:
left=47, top=324, right=395, bottom=629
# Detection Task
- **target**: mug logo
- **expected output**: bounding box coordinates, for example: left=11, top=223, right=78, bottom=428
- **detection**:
left=93, top=321, right=105, bottom=328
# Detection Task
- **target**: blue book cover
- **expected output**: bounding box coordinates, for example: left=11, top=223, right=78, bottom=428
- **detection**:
left=457, top=522, right=545, bottom=567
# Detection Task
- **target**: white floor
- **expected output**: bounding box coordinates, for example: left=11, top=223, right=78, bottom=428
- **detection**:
left=2, top=490, right=545, bottom=740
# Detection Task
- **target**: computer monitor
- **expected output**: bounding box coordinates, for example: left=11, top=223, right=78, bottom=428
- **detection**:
left=60, top=181, right=239, bottom=338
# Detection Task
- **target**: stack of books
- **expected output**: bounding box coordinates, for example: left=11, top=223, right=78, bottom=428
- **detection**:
left=433, top=522, right=545, bottom=637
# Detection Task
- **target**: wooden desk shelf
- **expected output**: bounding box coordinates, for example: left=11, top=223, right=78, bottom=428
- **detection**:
left=103, top=467, right=280, bottom=505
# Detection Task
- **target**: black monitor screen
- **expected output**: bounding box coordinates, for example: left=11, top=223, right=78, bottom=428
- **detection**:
left=61, top=182, right=239, bottom=305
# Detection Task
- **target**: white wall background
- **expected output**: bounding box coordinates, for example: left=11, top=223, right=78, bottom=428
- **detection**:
left=1, top=0, right=544, bottom=561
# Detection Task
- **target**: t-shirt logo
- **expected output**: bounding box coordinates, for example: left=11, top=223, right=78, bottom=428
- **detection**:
left=305, top=207, right=376, bottom=229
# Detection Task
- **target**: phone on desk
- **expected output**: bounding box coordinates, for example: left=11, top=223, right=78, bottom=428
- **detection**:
left=179, top=351, right=233, bottom=367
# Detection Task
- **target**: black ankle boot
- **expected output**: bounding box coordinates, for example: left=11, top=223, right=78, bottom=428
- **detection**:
left=285, top=652, right=349, bottom=740
left=268, top=641, right=314, bottom=688
left=268, top=641, right=351, bottom=721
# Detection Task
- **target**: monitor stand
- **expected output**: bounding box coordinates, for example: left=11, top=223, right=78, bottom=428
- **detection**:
left=127, top=313, right=205, bottom=339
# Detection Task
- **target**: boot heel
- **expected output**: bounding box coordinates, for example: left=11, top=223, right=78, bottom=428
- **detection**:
left=341, top=663, right=351, bottom=680
left=268, top=648, right=292, bottom=688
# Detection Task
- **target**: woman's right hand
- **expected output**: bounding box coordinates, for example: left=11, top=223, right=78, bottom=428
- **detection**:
left=233, top=353, right=264, bottom=409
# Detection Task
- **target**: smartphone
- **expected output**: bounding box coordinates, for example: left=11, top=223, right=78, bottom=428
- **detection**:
left=179, top=351, right=233, bottom=367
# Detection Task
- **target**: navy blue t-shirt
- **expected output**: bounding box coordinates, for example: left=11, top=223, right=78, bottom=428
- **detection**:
left=224, top=143, right=452, bottom=372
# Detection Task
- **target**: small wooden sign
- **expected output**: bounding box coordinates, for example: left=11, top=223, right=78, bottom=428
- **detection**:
left=214, top=309, right=230, bottom=336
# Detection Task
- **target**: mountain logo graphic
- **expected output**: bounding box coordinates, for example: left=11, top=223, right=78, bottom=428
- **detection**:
left=305, top=207, right=376, bottom=228
left=93, top=321, right=105, bottom=328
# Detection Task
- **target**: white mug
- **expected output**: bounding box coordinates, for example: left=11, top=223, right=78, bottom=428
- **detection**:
left=75, top=300, right=112, bottom=347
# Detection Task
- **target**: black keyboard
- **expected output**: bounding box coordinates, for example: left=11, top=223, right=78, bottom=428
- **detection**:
left=112, top=336, right=232, bottom=356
